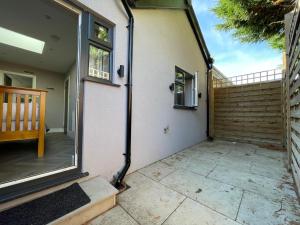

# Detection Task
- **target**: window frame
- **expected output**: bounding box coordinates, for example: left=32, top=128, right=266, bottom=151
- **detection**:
left=174, top=66, right=198, bottom=110
left=87, top=14, right=114, bottom=83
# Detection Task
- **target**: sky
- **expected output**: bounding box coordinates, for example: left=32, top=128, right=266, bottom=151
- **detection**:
left=192, top=0, right=283, bottom=77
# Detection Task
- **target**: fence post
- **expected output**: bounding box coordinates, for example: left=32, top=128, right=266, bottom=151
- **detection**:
left=208, top=70, right=214, bottom=138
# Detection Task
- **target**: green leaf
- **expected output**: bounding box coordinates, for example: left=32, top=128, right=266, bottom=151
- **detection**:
left=212, top=0, right=294, bottom=50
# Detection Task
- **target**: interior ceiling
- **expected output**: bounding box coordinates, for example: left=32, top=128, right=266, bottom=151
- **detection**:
left=0, top=0, right=78, bottom=74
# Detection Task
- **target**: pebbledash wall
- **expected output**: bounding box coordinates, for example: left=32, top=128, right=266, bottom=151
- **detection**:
left=80, top=0, right=208, bottom=180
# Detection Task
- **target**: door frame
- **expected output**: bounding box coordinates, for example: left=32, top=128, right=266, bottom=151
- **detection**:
left=64, top=77, right=70, bottom=134
left=0, top=0, right=88, bottom=202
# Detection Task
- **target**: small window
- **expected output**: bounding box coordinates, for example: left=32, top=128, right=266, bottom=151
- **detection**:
left=175, top=84, right=184, bottom=105
left=94, top=23, right=110, bottom=43
left=88, top=15, right=113, bottom=81
left=89, top=45, right=110, bottom=80
left=174, top=66, right=198, bottom=108
left=176, top=71, right=185, bottom=83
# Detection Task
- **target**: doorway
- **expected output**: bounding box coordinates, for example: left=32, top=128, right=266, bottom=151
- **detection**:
left=0, top=0, right=80, bottom=189
left=4, top=75, right=12, bottom=86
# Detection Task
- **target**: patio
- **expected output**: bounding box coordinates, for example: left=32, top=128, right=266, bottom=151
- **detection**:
left=88, top=140, right=300, bottom=225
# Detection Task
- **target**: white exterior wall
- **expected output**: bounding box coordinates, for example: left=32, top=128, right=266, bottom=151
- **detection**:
left=129, top=9, right=208, bottom=172
left=76, top=2, right=208, bottom=180
left=78, top=0, right=128, bottom=180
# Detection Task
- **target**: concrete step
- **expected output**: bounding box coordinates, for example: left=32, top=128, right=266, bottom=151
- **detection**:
left=49, top=176, right=118, bottom=225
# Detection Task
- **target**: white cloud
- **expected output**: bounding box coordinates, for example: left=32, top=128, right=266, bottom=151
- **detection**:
left=193, top=1, right=209, bottom=13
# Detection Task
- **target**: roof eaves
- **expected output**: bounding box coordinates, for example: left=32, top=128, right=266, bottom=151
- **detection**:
left=185, top=1, right=213, bottom=68
left=129, top=0, right=213, bottom=68
left=128, top=0, right=187, bottom=9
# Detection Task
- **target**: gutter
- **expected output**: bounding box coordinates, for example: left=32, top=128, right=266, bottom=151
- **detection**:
left=185, top=1, right=213, bottom=69
left=112, top=0, right=134, bottom=189
left=184, top=1, right=214, bottom=139
left=206, top=67, right=213, bottom=140
left=185, top=0, right=213, bottom=141
left=185, top=2, right=213, bottom=138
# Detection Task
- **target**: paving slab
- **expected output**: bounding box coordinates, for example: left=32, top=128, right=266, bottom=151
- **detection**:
left=124, top=171, right=154, bottom=189
left=139, top=161, right=176, bottom=181
left=161, top=153, right=216, bottom=176
left=163, top=198, right=240, bottom=225
left=160, top=169, right=243, bottom=220
left=119, top=172, right=185, bottom=225
left=187, top=141, right=233, bottom=155
left=208, top=165, right=294, bottom=202
left=225, top=143, right=256, bottom=156
left=183, top=150, right=227, bottom=161
left=89, top=206, right=138, bottom=225
left=225, top=147, right=257, bottom=159
left=250, top=163, right=292, bottom=182
left=236, top=191, right=300, bottom=225
left=254, top=146, right=286, bottom=160
left=250, top=154, right=285, bottom=168
left=215, top=154, right=253, bottom=173
left=111, top=141, right=299, bottom=225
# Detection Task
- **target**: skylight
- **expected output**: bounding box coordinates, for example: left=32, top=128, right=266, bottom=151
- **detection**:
left=0, top=27, right=45, bottom=54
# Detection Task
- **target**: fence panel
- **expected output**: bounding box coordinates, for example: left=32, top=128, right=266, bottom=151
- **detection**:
left=213, top=79, right=283, bottom=146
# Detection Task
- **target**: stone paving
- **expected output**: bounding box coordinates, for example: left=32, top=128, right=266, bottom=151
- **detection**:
left=89, top=140, right=300, bottom=225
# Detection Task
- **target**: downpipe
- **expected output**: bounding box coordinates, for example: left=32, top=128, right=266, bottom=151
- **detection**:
left=206, top=61, right=213, bottom=141
left=112, top=0, right=134, bottom=189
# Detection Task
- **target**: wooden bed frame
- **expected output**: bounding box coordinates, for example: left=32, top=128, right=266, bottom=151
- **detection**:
left=0, top=85, right=47, bottom=158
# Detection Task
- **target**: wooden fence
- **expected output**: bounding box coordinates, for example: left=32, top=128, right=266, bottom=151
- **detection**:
left=285, top=0, right=300, bottom=194
left=209, top=71, right=284, bottom=146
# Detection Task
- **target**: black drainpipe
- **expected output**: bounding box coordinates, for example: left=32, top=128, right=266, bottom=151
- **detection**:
left=112, top=0, right=134, bottom=189
left=206, top=60, right=213, bottom=140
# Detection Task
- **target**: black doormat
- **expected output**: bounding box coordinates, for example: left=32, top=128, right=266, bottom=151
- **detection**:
left=0, top=183, right=91, bottom=225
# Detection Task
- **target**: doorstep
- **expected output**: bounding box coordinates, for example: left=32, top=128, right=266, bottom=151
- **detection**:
left=49, top=176, right=118, bottom=225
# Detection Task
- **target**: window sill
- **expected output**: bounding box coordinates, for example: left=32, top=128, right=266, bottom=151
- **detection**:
left=82, top=76, right=121, bottom=87
left=173, top=105, right=197, bottom=110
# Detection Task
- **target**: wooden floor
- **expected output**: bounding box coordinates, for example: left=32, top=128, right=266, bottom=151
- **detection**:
left=0, top=133, right=74, bottom=184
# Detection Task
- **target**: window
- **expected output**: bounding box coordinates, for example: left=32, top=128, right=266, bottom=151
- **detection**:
left=89, top=45, right=110, bottom=80
left=88, top=15, right=113, bottom=81
left=174, top=66, right=198, bottom=108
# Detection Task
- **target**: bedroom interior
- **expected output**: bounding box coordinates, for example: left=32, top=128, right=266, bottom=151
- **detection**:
left=0, top=0, right=78, bottom=186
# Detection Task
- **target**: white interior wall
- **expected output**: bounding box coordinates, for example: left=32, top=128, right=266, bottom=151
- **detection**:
left=65, top=63, right=77, bottom=139
left=0, top=61, right=65, bottom=129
